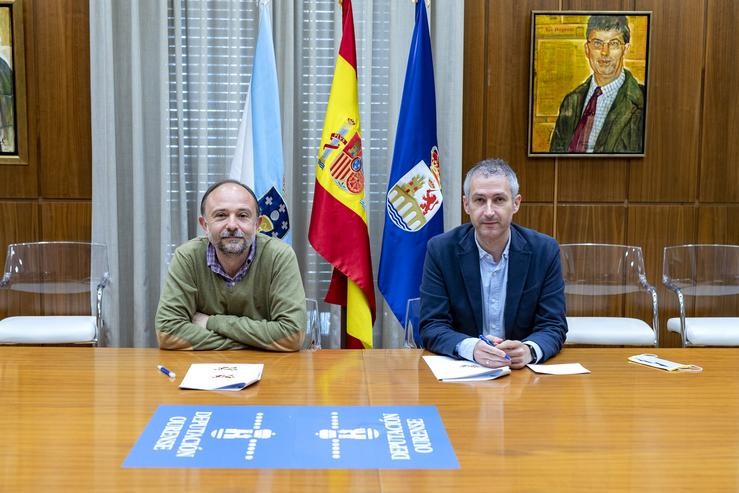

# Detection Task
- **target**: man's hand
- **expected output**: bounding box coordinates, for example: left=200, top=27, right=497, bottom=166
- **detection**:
left=475, top=337, right=532, bottom=369
left=473, top=336, right=511, bottom=368
left=192, top=312, right=210, bottom=329
left=495, top=339, right=533, bottom=369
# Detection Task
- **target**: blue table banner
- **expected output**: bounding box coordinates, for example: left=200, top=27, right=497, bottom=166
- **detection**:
left=123, top=405, right=459, bottom=469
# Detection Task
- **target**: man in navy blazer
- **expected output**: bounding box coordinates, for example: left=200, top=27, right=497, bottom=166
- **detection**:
left=419, top=158, right=567, bottom=369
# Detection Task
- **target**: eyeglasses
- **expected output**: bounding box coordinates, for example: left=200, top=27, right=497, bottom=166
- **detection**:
left=588, top=38, right=625, bottom=51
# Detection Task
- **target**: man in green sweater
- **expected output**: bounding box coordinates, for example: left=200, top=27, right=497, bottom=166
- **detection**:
left=156, top=180, right=306, bottom=350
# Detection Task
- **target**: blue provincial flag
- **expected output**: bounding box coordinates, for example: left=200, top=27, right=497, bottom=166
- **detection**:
left=378, top=1, right=443, bottom=327
left=257, top=186, right=290, bottom=238
left=229, top=0, right=290, bottom=242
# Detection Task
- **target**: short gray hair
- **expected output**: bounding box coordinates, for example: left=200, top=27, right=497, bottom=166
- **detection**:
left=463, top=158, right=520, bottom=197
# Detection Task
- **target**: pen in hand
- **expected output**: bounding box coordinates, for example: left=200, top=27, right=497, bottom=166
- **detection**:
left=157, top=365, right=176, bottom=379
left=478, top=335, right=511, bottom=361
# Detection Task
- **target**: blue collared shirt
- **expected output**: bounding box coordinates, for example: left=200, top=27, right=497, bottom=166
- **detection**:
left=206, top=240, right=256, bottom=288
left=586, top=70, right=626, bottom=152
left=479, top=234, right=509, bottom=340
left=456, top=233, right=542, bottom=364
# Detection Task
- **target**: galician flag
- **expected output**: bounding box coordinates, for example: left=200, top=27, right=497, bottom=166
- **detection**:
left=378, top=1, right=443, bottom=326
left=308, top=0, right=375, bottom=349
left=229, top=0, right=290, bottom=242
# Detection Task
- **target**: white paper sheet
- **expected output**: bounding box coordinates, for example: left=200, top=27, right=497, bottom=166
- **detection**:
left=179, top=363, right=264, bottom=391
left=423, top=355, right=511, bottom=382
left=526, top=363, right=590, bottom=375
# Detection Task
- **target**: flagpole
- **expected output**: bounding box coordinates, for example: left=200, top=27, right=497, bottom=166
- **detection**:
left=309, top=0, right=376, bottom=349
left=378, top=0, right=442, bottom=330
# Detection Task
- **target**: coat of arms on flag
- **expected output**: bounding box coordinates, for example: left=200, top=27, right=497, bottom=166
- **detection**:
left=318, top=117, right=364, bottom=195
left=257, top=186, right=290, bottom=238
left=385, top=146, right=442, bottom=232
left=329, top=132, right=363, bottom=194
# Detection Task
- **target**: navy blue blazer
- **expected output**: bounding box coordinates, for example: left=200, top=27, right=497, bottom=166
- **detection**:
left=419, top=223, right=567, bottom=362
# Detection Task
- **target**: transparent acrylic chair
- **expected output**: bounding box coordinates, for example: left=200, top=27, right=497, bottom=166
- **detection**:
left=560, top=243, right=658, bottom=346
left=662, top=244, right=739, bottom=347
left=403, top=297, right=422, bottom=349
left=302, top=298, right=321, bottom=350
left=0, top=241, right=110, bottom=345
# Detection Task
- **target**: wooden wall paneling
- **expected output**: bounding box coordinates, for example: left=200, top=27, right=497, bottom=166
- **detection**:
left=484, top=0, right=557, bottom=202
left=0, top=201, right=40, bottom=256
left=36, top=0, right=91, bottom=199
left=628, top=205, right=695, bottom=347
left=555, top=204, right=626, bottom=244
left=699, top=0, right=739, bottom=203
left=40, top=201, right=92, bottom=241
left=516, top=203, right=554, bottom=237
left=697, top=206, right=739, bottom=245
left=0, top=201, right=40, bottom=318
left=0, top=164, right=38, bottom=198
left=557, top=159, right=629, bottom=202
left=462, top=0, right=487, bottom=171
left=562, top=0, right=635, bottom=9
left=629, top=0, right=704, bottom=202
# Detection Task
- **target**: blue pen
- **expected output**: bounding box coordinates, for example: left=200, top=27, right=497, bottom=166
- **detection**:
left=479, top=335, right=511, bottom=361
left=157, top=365, right=176, bottom=379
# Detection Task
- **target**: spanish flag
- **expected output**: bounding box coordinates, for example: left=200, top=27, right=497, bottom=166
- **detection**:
left=308, top=0, right=375, bottom=349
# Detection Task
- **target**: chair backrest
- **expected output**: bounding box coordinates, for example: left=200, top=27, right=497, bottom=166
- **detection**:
left=663, top=244, right=739, bottom=298
left=0, top=242, right=110, bottom=343
left=404, top=297, right=421, bottom=349
left=662, top=244, right=739, bottom=344
left=303, top=298, right=321, bottom=350
left=560, top=243, right=659, bottom=344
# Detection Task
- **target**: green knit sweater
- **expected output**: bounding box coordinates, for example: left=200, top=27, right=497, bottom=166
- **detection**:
left=155, top=235, right=306, bottom=351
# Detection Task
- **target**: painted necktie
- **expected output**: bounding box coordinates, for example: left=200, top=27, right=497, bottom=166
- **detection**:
left=567, top=86, right=602, bottom=153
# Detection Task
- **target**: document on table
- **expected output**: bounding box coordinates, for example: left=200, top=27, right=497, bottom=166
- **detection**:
left=526, top=363, right=590, bottom=375
left=179, top=363, right=264, bottom=391
left=628, top=353, right=703, bottom=372
left=423, top=355, right=511, bottom=382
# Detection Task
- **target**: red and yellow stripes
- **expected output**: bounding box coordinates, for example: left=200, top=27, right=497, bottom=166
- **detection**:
left=309, top=0, right=375, bottom=349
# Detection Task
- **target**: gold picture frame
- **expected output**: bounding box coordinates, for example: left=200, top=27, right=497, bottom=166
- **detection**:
left=0, top=0, right=26, bottom=165
left=528, top=11, right=651, bottom=157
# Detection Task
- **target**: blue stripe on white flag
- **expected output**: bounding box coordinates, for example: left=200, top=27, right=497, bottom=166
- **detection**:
left=229, top=0, right=290, bottom=243
left=378, top=2, right=443, bottom=327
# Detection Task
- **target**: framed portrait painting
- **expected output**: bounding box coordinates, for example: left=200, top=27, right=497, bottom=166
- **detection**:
left=528, top=11, right=651, bottom=157
left=0, top=0, right=26, bottom=165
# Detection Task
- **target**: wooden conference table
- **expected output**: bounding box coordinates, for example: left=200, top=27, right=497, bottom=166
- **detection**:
left=1, top=347, right=738, bottom=492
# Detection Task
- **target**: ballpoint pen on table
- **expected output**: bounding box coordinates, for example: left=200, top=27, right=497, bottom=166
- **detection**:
left=157, top=365, right=176, bottom=379
left=478, top=334, right=511, bottom=361
left=637, top=357, right=670, bottom=368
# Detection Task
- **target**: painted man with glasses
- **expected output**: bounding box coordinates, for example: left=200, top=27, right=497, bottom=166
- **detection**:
left=549, top=15, right=645, bottom=154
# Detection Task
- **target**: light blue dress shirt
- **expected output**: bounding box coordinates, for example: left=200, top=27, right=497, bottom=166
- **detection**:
left=585, top=70, right=626, bottom=152
left=456, top=233, right=542, bottom=363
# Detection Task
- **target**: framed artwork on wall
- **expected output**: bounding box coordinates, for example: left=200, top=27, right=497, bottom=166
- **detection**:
left=0, top=0, right=26, bottom=165
left=528, top=11, right=651, bottom=158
